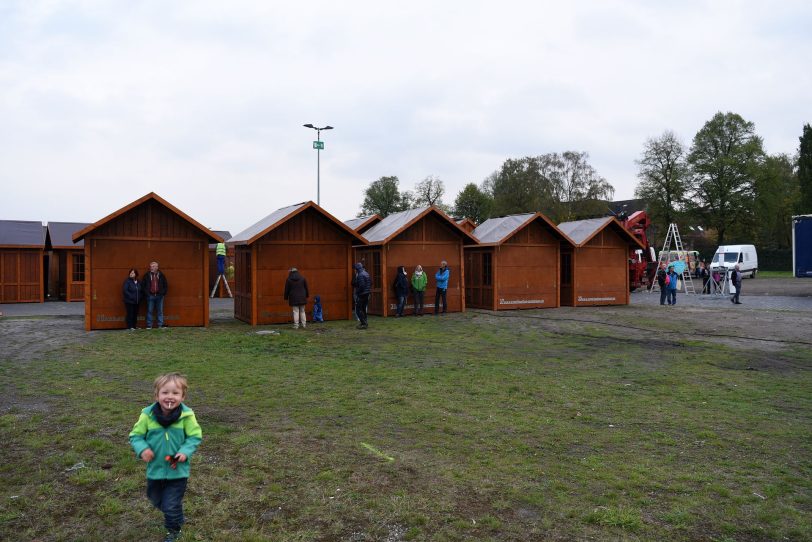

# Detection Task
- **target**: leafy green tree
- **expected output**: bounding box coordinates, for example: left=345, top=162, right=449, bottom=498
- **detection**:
left=634, top=130, right=688, bottom=230
left=686, top=112, right=764, bottom=246
left=485, top=157, right=555, bottom=217
left=798, top=123, right=812, bottom=213
left=453, top=182, right=492, bottom=224
left=751, top=154, right=799, bottom=248
left=359, top=176, right=406, bottom=218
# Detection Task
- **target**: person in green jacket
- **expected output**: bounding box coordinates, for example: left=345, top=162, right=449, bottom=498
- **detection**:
left=411, top=264, right=428, bottom=316
left=129, top=373, right=203, bottom=542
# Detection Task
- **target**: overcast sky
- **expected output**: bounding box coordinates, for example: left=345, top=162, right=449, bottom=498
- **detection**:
left=1, top=1, right=810, bottom=234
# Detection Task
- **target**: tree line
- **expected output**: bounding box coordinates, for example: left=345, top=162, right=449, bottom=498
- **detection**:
left=358, top=113, right=812, bottom=250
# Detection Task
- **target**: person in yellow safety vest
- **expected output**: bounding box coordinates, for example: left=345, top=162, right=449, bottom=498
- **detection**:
left=215, top=242, right=226, bottom=275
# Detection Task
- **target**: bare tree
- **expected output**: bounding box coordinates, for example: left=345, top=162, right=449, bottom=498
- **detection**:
left=409, top=175, right=446, bottom=207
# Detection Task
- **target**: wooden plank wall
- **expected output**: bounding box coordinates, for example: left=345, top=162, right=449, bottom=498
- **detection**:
left=0, top=249, right=43, bottom=303
left=495, top=221, right=559, bottom=310
left=570, top=227, right=629, bottom=306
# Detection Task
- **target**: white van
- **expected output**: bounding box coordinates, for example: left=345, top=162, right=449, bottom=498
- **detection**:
left=710, top=244, right=758, bottom=278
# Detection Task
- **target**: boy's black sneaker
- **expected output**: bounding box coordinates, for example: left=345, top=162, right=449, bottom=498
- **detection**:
left=163, top=530, right=181, bottom=542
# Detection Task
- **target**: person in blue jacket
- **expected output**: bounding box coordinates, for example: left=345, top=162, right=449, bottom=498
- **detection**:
left=122, top=268, right=141, bottom=330
left=666, top=264, right=679, bottom=305
left=434, top=260, right=450, bottom=315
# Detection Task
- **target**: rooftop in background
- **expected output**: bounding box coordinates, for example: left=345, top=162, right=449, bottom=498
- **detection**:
left=608, top=199, right=646, bottom=217
left=344, top=214, right=382, bottom=233
left=46, top=222, right=89, bottom=249
left=558, top=216, right=644, bottom=249
left=472, top=213, right=536, bottom=244
left=0, top=220, right=46, bottom=248
left=361, top=206, right=478, bottom=245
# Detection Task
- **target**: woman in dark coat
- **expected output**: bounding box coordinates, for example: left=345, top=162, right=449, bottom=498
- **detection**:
left=283, top=267, right=309, bottom=329
left=393, top=265, right=410, bottom=317
left=122, top=268, right=141, bottom=330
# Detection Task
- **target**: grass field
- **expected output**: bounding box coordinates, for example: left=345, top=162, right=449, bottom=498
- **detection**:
left=1, top=310, right=811, bottom=541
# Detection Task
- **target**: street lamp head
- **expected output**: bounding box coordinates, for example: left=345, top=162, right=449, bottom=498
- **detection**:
left=303, top=123, right=315, bottom=128
left=323, top=126, right=334, bottom=130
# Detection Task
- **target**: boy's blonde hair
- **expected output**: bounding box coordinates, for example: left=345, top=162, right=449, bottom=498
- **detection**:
left=153, top=372, right=188, bottom=398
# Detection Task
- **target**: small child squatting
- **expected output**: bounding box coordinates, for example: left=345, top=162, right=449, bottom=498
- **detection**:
left=129, top=373, right=202, bottom=542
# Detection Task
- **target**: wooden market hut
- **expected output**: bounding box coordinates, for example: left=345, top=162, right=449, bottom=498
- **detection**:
left=557, top=216, right=644, bottom=307
left=229, top=201, right=367, bottom=325
left=208, top=230, right=237, bottom=298
left=72, top=193, right=223, bottom=330
left=356, top=206, right=479, bottom=317
left=344, top=214, right=382, bottom=235
left=456, top=217, right=477, bottom=234
left=465, top=212, right=570, bottom=310
left=45, top=222, right=89, bottom=302
left=0, top=220, right=45, bottom=303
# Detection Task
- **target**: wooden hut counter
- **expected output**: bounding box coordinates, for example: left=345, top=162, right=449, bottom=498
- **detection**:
left=356, top=206, right=478, bottom=317
left=72, top=193, right=222, bottom=330
left=465, top=212, right=569, bottom=310
left=0, top=220, right=45, bottom=303
left=229, top=202, right=367, bottom=325
left=557, top=217, right=644, bottom=307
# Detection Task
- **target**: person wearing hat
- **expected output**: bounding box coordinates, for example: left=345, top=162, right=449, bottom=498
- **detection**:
left=665, top=264, right=679, bottom=305
left=283, top=267, right=309, bottom=329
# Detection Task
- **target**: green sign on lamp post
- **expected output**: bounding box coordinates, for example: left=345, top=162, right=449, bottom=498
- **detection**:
left=303, top=124, right=333, bottom=205
left=313, top=141, right=324, bottom=150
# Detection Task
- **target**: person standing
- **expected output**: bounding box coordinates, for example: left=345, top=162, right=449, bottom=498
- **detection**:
left=666, top=264, right=679, bottom=306
left=434, top=260, right=450, bottom=315
left=215, top=242, right=227, bottom=276
left=655, top=263, right=668, bottom=305
left=352, top=262, right=371, bottom=329
left=411, top=264, right=427, bottom=316
left=393, top=265, right=410, bottom=317
left=283, top=267, right=309, bottom=329
left=123, top=268, right=141, bottom=330
left=142, top=261, right=168, bottom=329
left=730, top=264, right=743, bottom=304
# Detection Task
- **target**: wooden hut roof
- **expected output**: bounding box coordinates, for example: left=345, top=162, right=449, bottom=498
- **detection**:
left=361, top=206, right=479, bottom=245
left=72, top=192, right=223, bottom=243
left=209, top=230, right=231, bottom=249
left=344, top=214, right=382, bottom=232
left=470, top=212, right=568, bottom=246
left=558, top=216, right=644, bottom=248
left=229, top=201, right=367, bottom=246
left=0, top=220, right=46, bottom=248
left=46, top=222, right=89, bottom=249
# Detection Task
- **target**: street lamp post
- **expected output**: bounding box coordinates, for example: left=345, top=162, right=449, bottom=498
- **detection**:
left=303, top=123, right=333, bottom=205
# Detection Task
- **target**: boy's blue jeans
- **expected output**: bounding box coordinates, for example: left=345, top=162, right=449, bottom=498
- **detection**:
left=147, top=478, right=187, bottom=532
left=146, top=294, right=164, bottom=328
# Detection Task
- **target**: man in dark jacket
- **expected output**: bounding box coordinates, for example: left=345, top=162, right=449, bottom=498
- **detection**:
left=141, top=261, right=168, bottom=329
left=655, top=263, right=667, bottom=306
left=730, top=264, right=743, bottom=304
left=352, top=262, right=371, bottom=329
left=283, top=267, right=309, bottom=329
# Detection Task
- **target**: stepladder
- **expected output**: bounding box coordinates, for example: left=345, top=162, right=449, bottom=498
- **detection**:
left=648, top=223, right=696, bottom=295
left=210, top=274, right=233, bottom=298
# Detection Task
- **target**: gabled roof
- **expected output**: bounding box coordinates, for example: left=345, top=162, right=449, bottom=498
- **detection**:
left=557, top=216, right=644, bottom=248
left=471, top=212, right=568, bottom=246
left=344, top=214, right=382, bottom=233
left=361, top=206, right=479, bottom=245
left=0, top=220, right=45, bottom=248
left=47, top=222, right=89, bottom=249
left=456, top=217, right=477, bottom=233
left=209, top=230, right=232, bottom=249
left=72, top=192, right=223, bottom=243
left=229, top=201, right=367, bottom=246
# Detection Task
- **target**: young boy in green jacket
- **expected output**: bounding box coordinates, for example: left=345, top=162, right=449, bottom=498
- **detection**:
left=411, top=265, right=428, bottom=316
left=129, top=373, right=202, bottom=542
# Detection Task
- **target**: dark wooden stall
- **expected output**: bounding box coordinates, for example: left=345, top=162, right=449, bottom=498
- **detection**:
left=357, top=206, right=478, bottom=317
left=557, top=217, right=644, bottom=307
left=208, top=230, right=238, bottom=298
left=465, top=212, right=569, bottom=310
left=46, top=222, right=89, bottom=302
left=344, top=215, right=381, bottom=235
left=229, top=201, right=367, bottom=325
left=72, top=193, right=222, bottom=330
left=0, top=220, right=45, bottom=303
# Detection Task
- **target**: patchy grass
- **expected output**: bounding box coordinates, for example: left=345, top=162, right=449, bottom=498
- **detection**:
left=1, top=310, right=811, bottom=541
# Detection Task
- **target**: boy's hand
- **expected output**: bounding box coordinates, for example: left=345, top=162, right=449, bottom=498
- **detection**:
left=141, top=449, right=155, bottom=462
left=175, top=453, right=187, bottom=463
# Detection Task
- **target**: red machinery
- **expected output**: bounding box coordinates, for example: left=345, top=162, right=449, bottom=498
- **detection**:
left=620, top=211, right=658, bottom=291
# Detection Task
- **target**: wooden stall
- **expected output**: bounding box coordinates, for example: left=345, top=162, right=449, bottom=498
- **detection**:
left=0, top=220, right=45, bottom=303
left=557, top=217, right=644, bottom=307
left=465, top=212, right=569, bottom=310
left=72, top=193, right=222, bottom=330
left=46, top=222, right=89, bottom=302
left=208, top=230, right=238, bottom=298
left=229, top=201, right=367, bottom=325
left=344, top=215, right=381, bottom=235
left=456, top=217, right=477, bottom=234
left=357, top=206, right=478, bottom=317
